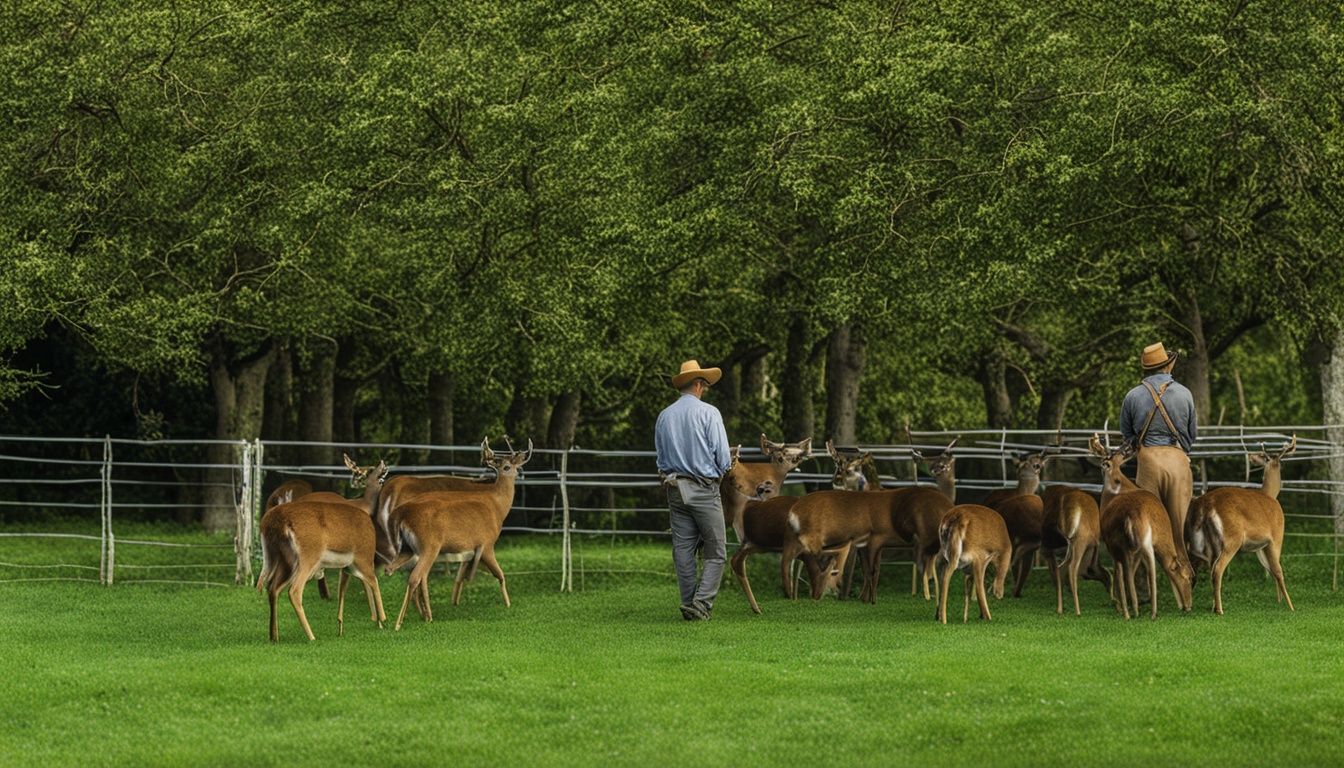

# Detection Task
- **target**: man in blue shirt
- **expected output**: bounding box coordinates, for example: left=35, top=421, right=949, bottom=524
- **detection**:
left=1119, top=341, right=1198, bottom=555
left=655, top=360, right=732, bottom=621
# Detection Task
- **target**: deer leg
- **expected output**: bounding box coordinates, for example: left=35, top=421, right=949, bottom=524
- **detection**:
left=452, top=548, right=482, bottom=606
left=730, top=544, right=762, bottom=615
left=287, top=575, right=316, bottom=641
left=1067, top=546, right=1084, bottom=617
left=1211, top=549, right=1236, bottom=616
left=396, top=553, right=438, bottom=630
left=780, top=540, right=803, bottom=600
left=317, top=572, right=331, bottom=601
left=337, top=571, right=351, bottom=637
left=1049, top=547, right=1064, bottom=615
left=961, top=570, right=972, bottom=623
left=477, top=547, right=510, bottom=607
left=1145, top=551, right=1161, bottom=621
left=353, top=555, right=385, bottom=627
left=935, top=557, right=953, bottom=624
left=972, top=561, right=990, bottom=621
left=1263, top=544, right=1294, bottom=610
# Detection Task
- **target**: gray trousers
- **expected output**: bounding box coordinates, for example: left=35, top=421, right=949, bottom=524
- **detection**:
left=667, top=480, right=727, bottom=607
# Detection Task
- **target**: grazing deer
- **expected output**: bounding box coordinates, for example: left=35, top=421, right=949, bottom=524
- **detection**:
left=255, top=459, right=389, bottom=642
left=1185, top=436, right=1296, bottom=615
left=1040, top=486, right=1110, bottom=615
left=726, top=450, right=859, bottom=612
left=781, top=488, right=898, bottom=602
left=935, top=504, right=1012, bottom=623
left=385, top=441, right=531, bottom=629
left=1090, top=435, right=1194, bottom=620
left=721, top=435, right=812, bottom=542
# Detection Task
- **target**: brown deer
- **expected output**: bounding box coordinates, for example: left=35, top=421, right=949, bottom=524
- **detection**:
left=725, top=449, right=849, bottom=611
left=374, top=442, right=501, bottom=562
left=1040, top=486, right=1110, bottom=615
left=980, top=450, right=1048, bottom=508
left=1090, top=435, right=1194, bottom=620
left=912, top=438, right=958, bottom=503
left=259, top=455, right=384, bottom=600
left=827, top=440, right=875, bottom=491
left=781, top=488, right=898, bottom=602
left=255, top=459, right=389, bottom=642
left=935, top=504, right=1012, bottom=623
left=384, top=441, right=531, bottom=629
left=1185, top=436, right=1296, bottom=615
left=721, top=435, right=812, bottom=542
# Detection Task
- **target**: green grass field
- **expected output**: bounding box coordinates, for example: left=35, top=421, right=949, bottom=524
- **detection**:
left=1, top=534, right=1341, bottom=767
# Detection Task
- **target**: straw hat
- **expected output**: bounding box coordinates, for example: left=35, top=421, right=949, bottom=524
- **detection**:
left=671, top=359, right=722, bottom=389
left=1141, top=342, right=1177, bottom=370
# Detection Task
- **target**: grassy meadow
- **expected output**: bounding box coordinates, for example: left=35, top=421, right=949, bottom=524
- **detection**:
left=1, top=533, right=1341, bottom=767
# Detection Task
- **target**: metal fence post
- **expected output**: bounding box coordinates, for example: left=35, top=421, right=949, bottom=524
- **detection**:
left=560, top=448, right=572, bottom=593
left=101, top=435, right=114, bottom=586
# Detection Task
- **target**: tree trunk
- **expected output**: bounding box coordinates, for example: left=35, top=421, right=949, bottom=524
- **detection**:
left=332, top=339, right=360, bottom=447
left=297, top=338, right=336, bottom=480
left=781, top=315, right=816, bottom=442
left=205, top=342, right=276, bottom=532
left=547, top=390, right=582, bottom=450
left=505, top=391, right=550, bottom=447
left=978, top=347, right=1013, bottom=429
left=824, top=321, right=865, bottom=445
left=1322, top=328, right=1344, bottom=538
left=428, top=370, right=454, bottom=447
left=261, top=339, right=293, bottom=465
left=1035, top=381, right=1073, bottom=432
left=1184, top=292, right=1212, bottom=425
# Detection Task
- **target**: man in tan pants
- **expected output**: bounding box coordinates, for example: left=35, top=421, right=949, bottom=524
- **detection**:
left=1119, top=342, right=1198, bottom=555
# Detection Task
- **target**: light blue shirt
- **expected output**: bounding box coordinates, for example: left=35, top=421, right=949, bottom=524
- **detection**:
left=655, top=393, right=731, bottom=480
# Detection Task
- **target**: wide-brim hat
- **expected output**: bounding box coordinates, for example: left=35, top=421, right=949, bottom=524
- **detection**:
left=671, top=359, right=722, bottom=389
left=1141, top=342, right=1178, bottom=370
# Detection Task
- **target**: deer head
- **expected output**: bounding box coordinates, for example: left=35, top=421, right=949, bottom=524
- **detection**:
left=762, top=434, right=813, bottom=474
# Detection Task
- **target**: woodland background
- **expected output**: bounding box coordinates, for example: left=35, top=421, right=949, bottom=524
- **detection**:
left=2, top=1, right=1343, bottom=527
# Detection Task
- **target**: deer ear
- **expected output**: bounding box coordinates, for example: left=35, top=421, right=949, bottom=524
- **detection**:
left=798, top=437, right=812, bottom=457
left=1248, top=453, right=1269, bottom=467
left=344, top=454, right=358, bottom=471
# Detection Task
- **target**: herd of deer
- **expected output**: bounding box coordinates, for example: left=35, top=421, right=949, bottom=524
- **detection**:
left=723, top=433, right=1296, bottom=625
left=254, top=430, right=1296, bottom=642
left=255, top=438, right=531, bottom=642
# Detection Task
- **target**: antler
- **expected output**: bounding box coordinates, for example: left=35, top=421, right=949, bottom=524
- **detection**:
left=1277, top=434, right=1298, bottom=461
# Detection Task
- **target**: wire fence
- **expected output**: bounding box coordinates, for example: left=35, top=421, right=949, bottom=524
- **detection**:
left=0, top=426, right=1340, bottom=590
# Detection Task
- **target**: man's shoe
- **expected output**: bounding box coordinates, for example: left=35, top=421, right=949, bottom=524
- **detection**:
left=679, top=603, right=707, bottom=621
left=693, top=599, right=713, bottom=621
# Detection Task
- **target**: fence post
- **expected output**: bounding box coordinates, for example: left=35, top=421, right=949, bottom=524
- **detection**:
left=560, top=448, right=572, bottom=593
left=235, top=440, right=260, bottom=586
left=101, top=435, right=114, bottom=586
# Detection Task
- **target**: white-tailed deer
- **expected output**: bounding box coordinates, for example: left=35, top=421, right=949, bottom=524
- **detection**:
left=1040, top=486, right=1110, bottom=615
left=721, top=435, right=812, bottom=542
left=266, top=479, right=314, bottom=510
left=980, top=450, right=1048, bottom=509
left=259, top=455, right=384, bottom=600
left=1090, top=434, right=1193, bottom=620
left=385, top=440, right=531, bottom=629
left=374, top=442, right=501, bottom=562
left=255, top=459, right=389, bottom=642
left=935, top=504, right=1012, bottom=623
left=827, top=440, right=874, bottom=491
left=912, top=438, right=958, bottom=503
left=725, top=450, right=851, bottom=611
left=1185, top=436, right=1295, bottom=615
left=781, top=488, right=900, bottom=602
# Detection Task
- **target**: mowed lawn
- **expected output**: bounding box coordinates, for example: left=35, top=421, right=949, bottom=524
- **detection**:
left=1, top=535, right=1340, bottom=767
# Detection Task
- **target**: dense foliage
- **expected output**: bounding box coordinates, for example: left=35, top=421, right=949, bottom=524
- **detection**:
left=1, top=1, right=1341, bottom=452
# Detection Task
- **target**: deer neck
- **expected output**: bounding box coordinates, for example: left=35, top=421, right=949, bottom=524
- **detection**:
left=935, top=471, right=956, bottom=503
left=1015, top=474, right=1040, bottom=496
left=1260, top=463, right=1283, bottom=500
left=354, top=476, right=382, bottom=515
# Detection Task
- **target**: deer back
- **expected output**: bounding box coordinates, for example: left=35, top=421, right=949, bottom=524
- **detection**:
left=740, top=496, right=801, bottom=550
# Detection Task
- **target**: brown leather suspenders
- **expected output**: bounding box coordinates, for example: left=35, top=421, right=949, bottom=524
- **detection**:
left=1137, top=380, right=1190, bottom=452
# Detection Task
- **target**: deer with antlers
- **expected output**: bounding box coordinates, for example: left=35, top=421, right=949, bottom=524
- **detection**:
left=384, top=439, right=531, bottom=629
left=255, top=458, right=389, bottom=642
left=934, top=504, right=1012, bottom=623
left=1090, top=435, right=1193, bottom=620
left=721, top=435, right=812, bottom=543
left=259, top=455, right=386, bottom=602
left=373, top=441, right=507, bottom=563
left=1185, top=436, right=1296, bottom=615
